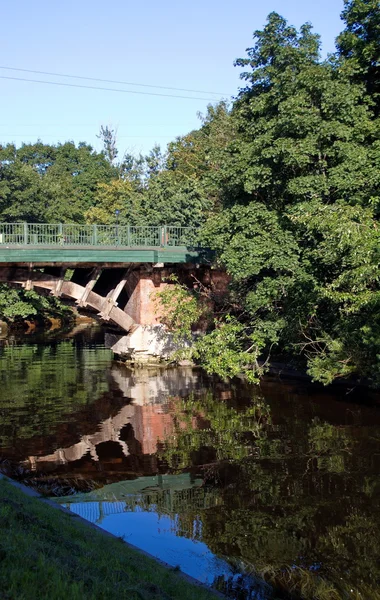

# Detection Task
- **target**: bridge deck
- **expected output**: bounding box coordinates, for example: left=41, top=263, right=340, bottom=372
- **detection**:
left=0, top=223, right=207, bottom=264
left=0, top=245, right=204, bottom=265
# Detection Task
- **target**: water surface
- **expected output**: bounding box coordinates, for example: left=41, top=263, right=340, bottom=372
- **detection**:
left=1, top=329, right=380, bottom=598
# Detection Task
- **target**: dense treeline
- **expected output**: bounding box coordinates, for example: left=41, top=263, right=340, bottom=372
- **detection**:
left=1, top=0, right=380, bottom=386
left=0, top=136, right=210, bottom=227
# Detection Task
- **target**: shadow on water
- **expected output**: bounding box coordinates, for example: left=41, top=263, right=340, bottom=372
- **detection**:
left=1, top=330, right=380, bottom=598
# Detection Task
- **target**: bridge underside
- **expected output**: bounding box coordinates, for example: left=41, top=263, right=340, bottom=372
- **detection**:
left=0, top=237, right=215, bottom=334
left=0, top=226, right=222, bottom=361
left=0, top=261, right=227, bottom=338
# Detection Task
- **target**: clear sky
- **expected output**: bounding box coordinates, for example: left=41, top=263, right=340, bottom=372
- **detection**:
left=1, top=0, right=346, bottom=157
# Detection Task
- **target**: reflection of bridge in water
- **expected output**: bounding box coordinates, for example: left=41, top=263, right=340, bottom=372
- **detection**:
left=26, top=367, right=204, bottom=470
left=57, top=474, right=221, bottom=524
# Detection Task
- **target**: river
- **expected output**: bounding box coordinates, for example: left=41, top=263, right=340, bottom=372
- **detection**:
left=1, top=326, right=380, bottom=599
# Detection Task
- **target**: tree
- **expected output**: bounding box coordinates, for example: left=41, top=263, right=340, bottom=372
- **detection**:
left=0, top=141, right=117, bottom=223
left=337, top=0, right=380, bottom=111
left=97, top=125, right=119, bottom=165
left=0, top=150, right=46, bottom=222
left=192, top=12, right=380, bottom=385
left=142, top=171, right=212, bottom=227
left=84, top=179, right=141, bottom=225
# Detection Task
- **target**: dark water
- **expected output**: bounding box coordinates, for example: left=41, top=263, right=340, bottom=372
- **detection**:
left=1, top=328, right=380, bottom=599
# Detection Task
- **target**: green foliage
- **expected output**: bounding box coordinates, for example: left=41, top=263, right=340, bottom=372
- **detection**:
left=230, top=28, right=378, bottom=211
left=203, top=203, right=300, bottom=281
left=0, top=284, right=72, bottom=323
left=337, top=0, right=380, bottom=109
left=84, top=179, right=140, bottom=225
left=154, top=280, right=265, bottom=380
left=142, top=171, right=212, bottom=227
left=192, top=10, right=380, bottom=386
left=0, top=141, right=116, bottom=223
left=154, top=277, right=204, bottom=345
left=0, top=284, right=38, bottom=320
left=288, top=201, right=380, bottom=383
left=194, top=318, right=263, bottom=382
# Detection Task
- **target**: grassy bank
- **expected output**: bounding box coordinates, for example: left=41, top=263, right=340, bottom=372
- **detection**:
left=0, top=478, right=218, bottom=600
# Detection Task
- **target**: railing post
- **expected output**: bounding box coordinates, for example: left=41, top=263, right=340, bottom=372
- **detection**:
left=93, top=224, right=97, bottom=246
left=127, top=224, right=131, bottom=247
left=23, top=222, right=28, bottom=245
left=58, top=223, right=63, bottom=245
left=163, top=225, right=167, bottom=247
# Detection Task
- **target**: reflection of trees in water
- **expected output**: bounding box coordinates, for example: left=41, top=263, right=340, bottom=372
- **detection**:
left=159, top=389, right=271, bottom=469
left=159, top=390, right=380, bottom=599
left=0, top=341, right=111, bottom=446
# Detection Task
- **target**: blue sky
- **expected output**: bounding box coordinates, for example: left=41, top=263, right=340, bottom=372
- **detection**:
left=2, top=0, right=345, bottom=157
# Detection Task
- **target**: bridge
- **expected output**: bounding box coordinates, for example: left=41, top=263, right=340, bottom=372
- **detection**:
left=0, top=222, right=204, bottom=264
left=0, top=223, right=225, bottom=359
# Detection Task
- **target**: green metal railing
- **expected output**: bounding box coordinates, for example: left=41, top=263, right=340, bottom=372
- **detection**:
left=0, top=223, right=200, bottom=248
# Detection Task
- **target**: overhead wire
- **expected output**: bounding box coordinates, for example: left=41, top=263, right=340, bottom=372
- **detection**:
left=0, top=124, right=191, bottom=127
left=0, top=65, right=229, bottom=96
left=0, top=134, right=176, bottom=138
left=0, top=67, right=229, bottom=143
left=0, top=75, right=224, bottom=101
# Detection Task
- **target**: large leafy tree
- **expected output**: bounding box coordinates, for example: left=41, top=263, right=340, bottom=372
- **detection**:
left=225, top=13, right=379, bottom=210
left=0, top=156, right=45, bottom=222
left=141, top=171, right=211, bottom=227
left=194, top=12, right=380, bottom=384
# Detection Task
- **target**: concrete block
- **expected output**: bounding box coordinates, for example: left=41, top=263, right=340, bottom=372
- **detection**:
left=105, top=325, right=192, bottom=363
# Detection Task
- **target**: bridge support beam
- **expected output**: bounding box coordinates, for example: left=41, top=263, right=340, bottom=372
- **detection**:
left=24, top=263, right=34, bottom=291
left=99, top=268, right=130, bottom=320
left=52, top=268, right=67, bottom=297
left=76, top=267, right=101, bottom=307
left=107, top=267, right=174, bottom=363
left=0, top=266, right=135, bottom=333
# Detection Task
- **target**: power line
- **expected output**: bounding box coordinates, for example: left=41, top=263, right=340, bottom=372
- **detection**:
left=0, top=134, right=176, bottom=138
left=0, top=66, right=230, bottom=96
left=0, top=123, right=192, bottom=127
left=0, top=75, right=221, bottom=101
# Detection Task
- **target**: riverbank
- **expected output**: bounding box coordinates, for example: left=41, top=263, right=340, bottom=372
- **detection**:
left=0, top=476, right=219, bottom=600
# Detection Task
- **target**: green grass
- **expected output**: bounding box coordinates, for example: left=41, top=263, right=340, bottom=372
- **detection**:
left=0, top=478, right=218, bottom=600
